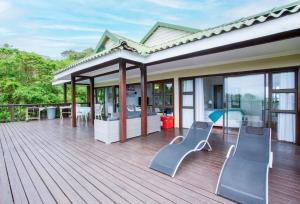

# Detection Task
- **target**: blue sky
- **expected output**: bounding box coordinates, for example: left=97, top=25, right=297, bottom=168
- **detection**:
left=0, top=0, right=296, bottom=58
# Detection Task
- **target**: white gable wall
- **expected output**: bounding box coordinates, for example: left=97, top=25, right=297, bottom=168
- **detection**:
left=104, top=38, right=116, bottom=49
left=144, top=27, right=191, bottom=47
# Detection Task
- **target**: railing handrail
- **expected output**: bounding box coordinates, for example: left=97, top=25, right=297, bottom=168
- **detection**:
left=0, top=102, right=89, bottom=123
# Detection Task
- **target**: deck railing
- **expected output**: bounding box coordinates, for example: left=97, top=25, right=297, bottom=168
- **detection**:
left=0, top=103, right=88, bottom=123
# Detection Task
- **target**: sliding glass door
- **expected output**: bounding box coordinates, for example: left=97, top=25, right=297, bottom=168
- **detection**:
left=224, top=74, right=266, bottom=134
left=180, top=70, right=297, bottom=143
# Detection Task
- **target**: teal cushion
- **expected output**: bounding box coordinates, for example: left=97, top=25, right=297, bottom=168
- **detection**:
left=209, top=110, right=224, bottom=123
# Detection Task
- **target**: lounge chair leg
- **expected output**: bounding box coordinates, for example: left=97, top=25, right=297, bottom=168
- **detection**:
left=205, top=142, right=212, bottom=151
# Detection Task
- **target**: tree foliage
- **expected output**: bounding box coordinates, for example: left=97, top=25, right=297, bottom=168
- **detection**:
left=61, top=48, right=94, bottom=61
left=0, top=46, right=94, bottom=105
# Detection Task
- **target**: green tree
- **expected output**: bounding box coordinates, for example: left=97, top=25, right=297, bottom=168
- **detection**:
left=0, top=47, right=89, bottom=105
left=61, top=48, right=94, bottom=60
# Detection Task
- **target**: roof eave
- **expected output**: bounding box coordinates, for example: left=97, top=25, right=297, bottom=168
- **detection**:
left=54, top=49, right=146, bottom=81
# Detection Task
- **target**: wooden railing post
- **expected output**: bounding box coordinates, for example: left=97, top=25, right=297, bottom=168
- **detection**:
left=9, top=105, right=14, bottom=122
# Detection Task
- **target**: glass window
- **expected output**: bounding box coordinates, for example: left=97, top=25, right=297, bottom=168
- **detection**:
left=152, top=81, right=174, bottom=115
left=153, top=83, right=162, bottom=94
left=225, top=74, right=265, bottom=128
left=164, top=95, right=172, bottom=107
left=182, top=109, right=194, bottom=128
left=164, top=83, right=173, bottom=94
left=272, top=72, right=295, bottom=89
left=182, top=95, right=193, bottom=107
left=96, top=88, right=105, bottom=104
left=272, top=113, right=295, bottom=142
left=154, top=107, right=162, bottom=113
left=272, top=93, right=295, bottom=111
left=147, top=84, right=153, bottom=106
left=154, top=95, right=162, bottom=107
left=182, top=80, right=193, bottom=92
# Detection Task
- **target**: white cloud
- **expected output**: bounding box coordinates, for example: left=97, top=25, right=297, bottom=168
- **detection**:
left=40, top=24, right=104, bottom=32
left=142, top=0, right=220, bottom=10
left=101, top=13, right=154, bottom=26
left=0, top=0, right=10, bottom=12
left=143, top=0, right=186, bottom=9
left=0, top=0, right=21, bottom=20
left=0, top=27, right=15, bottom=35
left=0, top=33, right=101, bottom=58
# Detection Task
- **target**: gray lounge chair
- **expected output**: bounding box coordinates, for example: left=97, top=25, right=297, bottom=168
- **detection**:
left=149, top=121, right=213, bottom=177
left=215, top=126, right=273, bottom=204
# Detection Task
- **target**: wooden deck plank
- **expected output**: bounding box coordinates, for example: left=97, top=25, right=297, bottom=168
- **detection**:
left=2, top=125, right=71, bottom=204
left=19, top=121, right=182, bottom=204
left=39, top=125, right=230, bottom=203
left=3, top=123, right=56, bottom=204
left=4, top=124, right=86, bottom=204
left=0, top=126, right=29, bottom=204
left=38, top=130, right=224, bottom=203
left=8, top=124, right=110, bottom=204
left=27, top=121, right=231, bottom=204
left=6, top=123, right=106, bottom=204
left=0, top=127, right=14, bottom=204
left=39, top=119, right=299, bottom=204
left=15, top=123, right=141, bottom=204
left=0, top=119, right=299, bottom=204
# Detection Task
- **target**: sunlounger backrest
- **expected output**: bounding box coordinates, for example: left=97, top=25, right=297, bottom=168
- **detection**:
left=235, top=126, right=270, bottom=163
left=181, top=121, right=213, bottom=149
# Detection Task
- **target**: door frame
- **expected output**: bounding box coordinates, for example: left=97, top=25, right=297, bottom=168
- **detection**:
left=179, top=78, right=195, bottom=128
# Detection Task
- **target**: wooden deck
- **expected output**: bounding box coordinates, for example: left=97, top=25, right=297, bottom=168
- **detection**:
left=0, top=120, right=299, bottom=204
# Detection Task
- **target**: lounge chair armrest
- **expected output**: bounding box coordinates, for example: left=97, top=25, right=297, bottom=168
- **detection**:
left=226, top=145, right=235, bottom=158
left=170, top=136, right=184, bottom=144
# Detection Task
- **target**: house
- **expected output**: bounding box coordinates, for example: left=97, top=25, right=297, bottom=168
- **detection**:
left=53, top=1, right=300, bottom=145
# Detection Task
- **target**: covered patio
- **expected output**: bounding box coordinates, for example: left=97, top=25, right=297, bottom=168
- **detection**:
left=0, top=119, right=299, bottom=203
left=52, top=5, right=300, bottom=144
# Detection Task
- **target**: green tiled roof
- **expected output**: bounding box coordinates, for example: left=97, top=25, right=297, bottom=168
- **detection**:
left=94, top=30, right=148, bottom=53
left=147, top=0, right=300, bottom=53
left=140, top=21, right=201, bottom=44
left=56, top=1, right=300, bottom=75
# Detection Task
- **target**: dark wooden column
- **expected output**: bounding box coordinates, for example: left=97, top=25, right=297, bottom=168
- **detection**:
left=90, top=78, right=95, bottom=124
left=63, top=83, right=68, bottom=104
left=297, top=68, right=300, bottom=145
left=140, top=65, right=147, bottom=136
left=119, top=60, right=127, bottom=142
left=71, top=76, right=77, bottom=127
left=86, top=85, right=91, bottom=105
